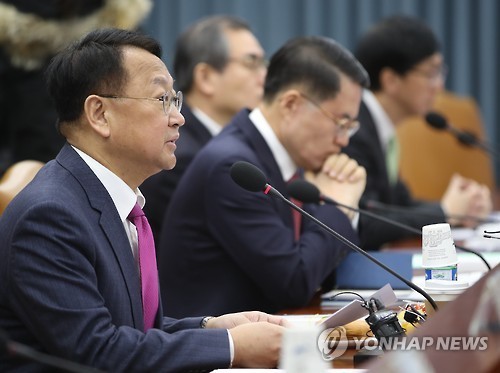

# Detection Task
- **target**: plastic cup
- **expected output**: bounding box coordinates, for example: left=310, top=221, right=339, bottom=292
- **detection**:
left=422, top=223, right=458, bottom=268
left=424, top=279, right=469, bottom=316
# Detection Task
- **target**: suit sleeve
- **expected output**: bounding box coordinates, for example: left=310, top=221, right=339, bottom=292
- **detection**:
left=358, top=195, right=446, bottom=249
left=344, top=114, right=447, bottom=250
left=6, top=202, right=231, bottom=372
left=203, top=158, right=356, bottom=309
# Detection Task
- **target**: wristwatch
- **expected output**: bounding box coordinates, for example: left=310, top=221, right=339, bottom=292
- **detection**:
left=200, top=316, right=214, bottom=329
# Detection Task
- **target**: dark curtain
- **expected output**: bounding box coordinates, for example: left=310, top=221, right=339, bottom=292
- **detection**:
left=142, top=0, right=499, bottom=183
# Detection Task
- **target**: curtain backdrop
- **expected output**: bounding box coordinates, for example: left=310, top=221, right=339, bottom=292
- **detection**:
left=142, top=0, right=499, bottom=183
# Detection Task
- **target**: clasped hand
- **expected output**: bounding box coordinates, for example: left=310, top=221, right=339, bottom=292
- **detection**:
left=441, top=173, right=492, bottom=227
left=305, top=153, right=367, bottom=219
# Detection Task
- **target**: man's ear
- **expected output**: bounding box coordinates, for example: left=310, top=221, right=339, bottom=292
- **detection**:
left=379, top=67, right=402, bottom=95
left=193, top=62, right=219, bottom=96
left=278, top=89, right=302, bottom=119
left=84, top=95, right=111, bottom=138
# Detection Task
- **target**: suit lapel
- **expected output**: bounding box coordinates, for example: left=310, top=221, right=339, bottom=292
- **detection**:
left=358, top=102, right=393, bottom=202
left=233, top=111, right=294, bottom=227
left=56, top=144, right=143, bottom=329
left=180, top=104, right=214, bottom=144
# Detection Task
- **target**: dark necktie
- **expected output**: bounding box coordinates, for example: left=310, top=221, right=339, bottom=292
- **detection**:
left=288, top=172, right=303, bottom=241
left=128, top=203, right=159, bottom=331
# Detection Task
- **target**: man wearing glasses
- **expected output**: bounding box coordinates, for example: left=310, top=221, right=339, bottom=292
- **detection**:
left=0, top=28, right=288, bottom=371
left=158, top=35, right=370, bottom=317
left=140, top=15, right=267, bottom=241
left=343, top=15, right=492, bottom=250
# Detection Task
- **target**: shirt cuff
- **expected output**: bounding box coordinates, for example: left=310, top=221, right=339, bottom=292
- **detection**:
left=351, top=211, right=360, bottom=230
left=227, top=330, right=234, bottom=368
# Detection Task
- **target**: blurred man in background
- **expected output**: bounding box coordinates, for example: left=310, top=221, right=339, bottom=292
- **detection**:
left=343, top=15, right=492, bottom=250
left=140, top=15, right=267, bottom=240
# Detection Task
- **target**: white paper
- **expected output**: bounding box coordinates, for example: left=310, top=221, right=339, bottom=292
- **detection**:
left=319, top=284, right=398, bottom=329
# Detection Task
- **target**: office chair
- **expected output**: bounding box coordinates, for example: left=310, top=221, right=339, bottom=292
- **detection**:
left=0, top=160, right=44, bottom=215
left=397, top=90, right=495, bottom=200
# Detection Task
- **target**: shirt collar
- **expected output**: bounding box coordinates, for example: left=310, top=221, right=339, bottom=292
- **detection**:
left=71, top=145, right=144, bottom=221
left=191, top=107, right=224, bottom=136
left=363, top=89, right=396, bottom=150
left=249, top=108, right=297, bottom=181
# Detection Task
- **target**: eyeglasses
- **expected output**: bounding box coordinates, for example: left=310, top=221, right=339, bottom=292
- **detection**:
left=227, top=54, right=269, bottom=71
left=409, top=64, right=448, bottom=82
left=299, top=92, right=360, bottom=138
left=97, top=91, right=183, bottom=116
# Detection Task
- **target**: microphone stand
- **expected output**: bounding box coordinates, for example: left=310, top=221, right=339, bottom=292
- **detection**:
left=287, top=179, right=491, bottom=271
left=263, top=184, right=439, bottom=311
left=365, top=199, right=495, bottom=225
left=332, top=199, right=492, bottom=271
left=425, top=112, right=500, bottom=159
left=453, top=129, right=500, bottom=159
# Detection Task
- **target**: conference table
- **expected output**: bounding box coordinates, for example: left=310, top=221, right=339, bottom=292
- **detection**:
left=278, top=293, right=371, bottom=369
left=276, top=241, right=500, bottom=371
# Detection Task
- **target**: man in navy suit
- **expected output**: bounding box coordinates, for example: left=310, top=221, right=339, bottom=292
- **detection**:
left=159, top=36, right=370, bottom=318
left=140, top=15, right=267, bottom=240
left=343, top=15, right=492, bottom=249
left=0, top=28, right=286, bottom=372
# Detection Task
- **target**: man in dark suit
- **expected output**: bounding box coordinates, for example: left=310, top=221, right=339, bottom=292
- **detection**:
left=343, top=15, right=492, bottom=250
left=140, top=15, right=267, bottom=240
left=159, top=35, right=370, bottom=318
left=0, top=28, right=286, bottom=372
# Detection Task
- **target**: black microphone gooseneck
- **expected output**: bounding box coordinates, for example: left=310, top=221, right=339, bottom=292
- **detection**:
left=425, top=112, right=500, bottom=158
left=287, top=179, right=492, bottom=271
left=230, top=161, right=438, bottom=311
left=0, top=328, right=104, bottom=373
left=364, top=199, right=493, bottom=225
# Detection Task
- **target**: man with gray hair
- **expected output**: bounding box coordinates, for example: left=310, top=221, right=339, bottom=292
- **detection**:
left=141, top=15, right=267, bottom=240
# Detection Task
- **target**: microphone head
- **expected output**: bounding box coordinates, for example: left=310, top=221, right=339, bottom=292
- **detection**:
left=425, top=112, right=448, bottom=130
left=287, top=179, right=321, bottom=204
left=230, top=161, right=267, bottom=192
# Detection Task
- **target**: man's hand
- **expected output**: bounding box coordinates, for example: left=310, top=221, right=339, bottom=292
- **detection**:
left=229, top=322, right=285, bottom=368
left=441, top=174, right=492, bottom=227
left=206, top=311, right=290, bottom=329
left=305, top=153, right=366, bottom=218
left=205, top=311, right=288, bottom=368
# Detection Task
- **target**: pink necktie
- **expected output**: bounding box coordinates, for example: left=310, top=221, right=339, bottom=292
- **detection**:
left=128, top=203, right=159, bottom=331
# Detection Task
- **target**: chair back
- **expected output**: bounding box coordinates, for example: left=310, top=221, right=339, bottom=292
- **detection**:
left=0, top=160, right=44, bottom=215
left=397, top=91, right=495, bottom=200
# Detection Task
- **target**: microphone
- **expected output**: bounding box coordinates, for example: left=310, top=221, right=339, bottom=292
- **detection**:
left=230, top=161, right=439, bottom=311
left=0, top=328, right=103, bottom=372
left=287, top=178, right=491, bottom=271
left=425, top=112, right=500, bottom=158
